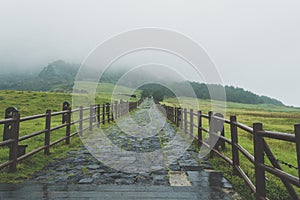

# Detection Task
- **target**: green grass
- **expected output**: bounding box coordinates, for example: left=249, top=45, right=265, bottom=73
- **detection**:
left=0, top=90, right=79, bottom=182
left=0, top=86, right=298, bottom=199
left=74, top=82, right=141, bottom=103
left=0, top=83, right=141, bottom=183
left=163, top=97, right=300, bottom=200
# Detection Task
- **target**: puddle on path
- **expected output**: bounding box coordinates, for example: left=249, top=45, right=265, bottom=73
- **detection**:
left=168, top=171, right=192, bottom=186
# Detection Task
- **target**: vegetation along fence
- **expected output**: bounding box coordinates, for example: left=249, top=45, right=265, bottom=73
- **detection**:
left=0, top=99, right=143, bottom=173
left=162, top=104, right=300, bottom=200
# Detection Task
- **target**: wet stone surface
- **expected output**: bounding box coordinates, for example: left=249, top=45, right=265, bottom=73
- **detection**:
left=19, top=100, right=234, bottom=199
left=29, top=147, right=169, bottom=186
left=28, top=100, right=174, bottom=186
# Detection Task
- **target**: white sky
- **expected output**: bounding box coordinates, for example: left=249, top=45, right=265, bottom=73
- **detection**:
left=0, top=0, right=299, bottom=106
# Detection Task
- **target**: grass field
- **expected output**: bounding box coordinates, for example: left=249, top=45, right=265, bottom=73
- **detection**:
left=163, top=97, right=300, bottom=199
left=0, top=90, right=75, bottom=182
left=0, top=83, right=141, bottom=183
left=0, top=86, right=299, bottom=199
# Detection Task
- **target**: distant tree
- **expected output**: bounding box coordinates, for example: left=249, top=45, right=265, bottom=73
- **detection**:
left=152, top=90, right=164, bottom=103
left=139, top=83, right=175, bottom=103
left=141, top=89, right=151, bottom=99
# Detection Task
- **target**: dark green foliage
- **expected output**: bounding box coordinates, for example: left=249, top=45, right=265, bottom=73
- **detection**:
left=152, top=90, right=165, bottom=102
left=224, top=85, right=283, bottom=105
left=99, top=70, right=124, bottom=84
left=139, top=81, right=284, bottom=106
left=189, top=82, right=284, bottom=106
left=38, top=60, right=79, bottom=86
left=141, top=89, right=151, bottom=98
left=139, top=83, right=175, bottom=103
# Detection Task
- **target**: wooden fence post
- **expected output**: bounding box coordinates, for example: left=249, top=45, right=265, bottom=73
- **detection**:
left=123, top=100, right=126, bottom=115
left=165, top=106, right=168, bottom=119
left=174, top=107, right=177, bottom=125
left=65, top=107, right=71, bottom=145
left=89, top=105, right=94, bottom=131
left=130, top=102, right=134, bottom=112
left=97, top=104, right=100, bottom=128
left=44, top=109, right=51, bottom=155
left=180, top=108, right=183, bottom=128
left=230, top=116, right=239, bottom=175
left=208, top=111, right=214, bottom=158
left=102, top=103, right=105, bottom=124
left=208, top=111, right=212, bottom=124
left=117, top=101, right=121, bottom=118
left=9, top=112, right=20, bottom=173
left=129, top=102, right=132, bottom=112
left=220, top=118, right=225, bottom=150
left=198, top=110, right=202, bottom=146
left=190, top=109, right=194, bottom=138
left=118, top=101, right=121, bottom=117
left=79, top=106, right=83, bottom=136
left=119, top=101, right=122, bottom=117
left=176, top=107, right=181, bottom=127
left=184, top=108, right=187, bottom=134
left=111, top=102, right=114, bottom=122
left=295, top=124, right=300, bottom=180
left=107, top=103, right=110, bottom=123
left=114, top=101, right=118, bottom=120
left=253, top=123, right=266, bottom=199
left=123, top=101, right=126, bottom=115
left=62, top=102, right=70, bottom=124
left=166, top=106, right=169, bottom=120
left=173, top=107, right=176, bottom=123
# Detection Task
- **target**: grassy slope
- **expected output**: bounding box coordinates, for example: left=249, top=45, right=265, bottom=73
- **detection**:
left=0, top=83, right=140, bottom=182
left=0, top=86, right=298, bottom=199
left=0, top=90, right=76, bottom=182
left=163, top=97, right=300, bottom=200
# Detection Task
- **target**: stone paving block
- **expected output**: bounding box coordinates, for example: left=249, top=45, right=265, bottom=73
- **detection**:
left=18, top=100, right=234, bottom=199
left=78, top=178, right=94, bottom=184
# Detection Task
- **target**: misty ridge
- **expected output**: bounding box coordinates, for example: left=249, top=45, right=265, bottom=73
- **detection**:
left=0, top=60, right=284, bottom=106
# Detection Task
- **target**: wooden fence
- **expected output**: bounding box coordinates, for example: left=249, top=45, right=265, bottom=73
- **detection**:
left=0, top=99, right=143, bottom=173
left=162, top=104, right=300, bottom=200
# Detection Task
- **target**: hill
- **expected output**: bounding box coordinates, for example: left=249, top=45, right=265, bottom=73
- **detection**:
left=0, top=60, right=285, bottom=106
left=0, top=60, right=78, bottom=92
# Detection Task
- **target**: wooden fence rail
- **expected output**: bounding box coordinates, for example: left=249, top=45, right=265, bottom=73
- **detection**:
left=0, top=99, right=142, bottom=173
left=162, top=104, right=300, bottom=200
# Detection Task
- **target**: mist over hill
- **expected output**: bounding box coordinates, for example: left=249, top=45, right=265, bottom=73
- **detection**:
left=0, top=60, right=284, bottom=106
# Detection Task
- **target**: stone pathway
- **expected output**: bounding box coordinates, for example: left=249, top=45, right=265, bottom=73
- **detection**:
left=0, top=100, right=237, bottom=199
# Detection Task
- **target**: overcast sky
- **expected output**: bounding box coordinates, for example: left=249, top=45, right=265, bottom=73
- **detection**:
left=0, top=0, right=299, bottom=106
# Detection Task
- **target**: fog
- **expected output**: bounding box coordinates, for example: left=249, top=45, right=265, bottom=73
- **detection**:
left=0, top=0, right=299, bottom=106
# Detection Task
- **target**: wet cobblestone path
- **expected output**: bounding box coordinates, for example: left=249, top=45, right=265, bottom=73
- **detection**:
left=0, top=100, right=236, bottom=200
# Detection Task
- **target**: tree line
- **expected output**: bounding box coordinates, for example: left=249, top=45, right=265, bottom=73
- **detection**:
left=140, top=82, right=283, bottom=106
